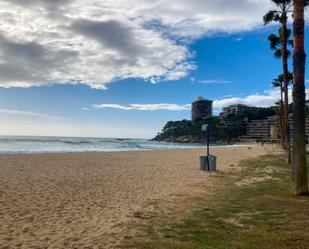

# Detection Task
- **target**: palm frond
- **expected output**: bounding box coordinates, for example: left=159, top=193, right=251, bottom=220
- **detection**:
left=263, top=10, right=280, bottom=24
left=272, top=0, right=292, bottom=7
left=278, top=74, right=284, bottom=82
left=279, top=12, right=288, bottom=23
left=272, top=79, right=281, bottom=88
left=272, top=72, right=293, bottom=88
left=274, top=49, right=282, bottom=58
left=268, top=34, right=281, bottom=50
left=278, top=27, right=292, bottom=41
left=272, top=74, right=284, bottom=88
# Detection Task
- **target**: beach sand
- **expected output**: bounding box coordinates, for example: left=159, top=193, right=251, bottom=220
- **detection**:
left=0, top=144, right=278, bottom=249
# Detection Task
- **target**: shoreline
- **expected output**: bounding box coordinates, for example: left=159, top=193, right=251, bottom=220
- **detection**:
left=0, top=143, right=259, bottom=156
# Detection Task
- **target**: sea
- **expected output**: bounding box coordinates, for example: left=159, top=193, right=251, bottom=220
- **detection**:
left=0, top=136, right=208, bottom=154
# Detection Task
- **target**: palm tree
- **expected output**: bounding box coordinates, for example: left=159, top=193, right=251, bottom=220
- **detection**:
left=269, top=27, right=293, bottom=149
left=268, top=29, right=293, bottom=60
left=264, top=0, right=293, bottom=163
left=272, top=73, right=293, bottom=146
left=291, top=0, right=308, bottom=195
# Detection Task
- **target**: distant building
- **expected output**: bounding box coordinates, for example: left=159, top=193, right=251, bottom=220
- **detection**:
left=191, top=97, right=213, bottom=121
left=221, top=104, right=251, bottom=118
left=243, top=116, right=277, bottom=140
left=242, top=114, right=309, bottom=142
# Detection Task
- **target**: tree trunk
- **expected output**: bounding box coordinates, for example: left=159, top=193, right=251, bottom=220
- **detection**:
left=281, top=21, right=291, bottom=163
left=280, top=84, right=285, bottom=148
left=292, top=0, right=308, bottom=195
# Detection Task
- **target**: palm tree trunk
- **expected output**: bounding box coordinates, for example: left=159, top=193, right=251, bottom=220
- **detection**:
left=280, top=84, right=285, bottom=147
left=282, top=21, right=291, bottom=163
left=292, top=0, right=308, bottom=195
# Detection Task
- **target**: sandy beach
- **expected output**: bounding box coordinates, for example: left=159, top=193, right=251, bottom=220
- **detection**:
left=0, top=145, right=278, bottom=249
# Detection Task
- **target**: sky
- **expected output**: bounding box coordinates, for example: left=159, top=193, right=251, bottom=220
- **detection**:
left=0, top=0, right=308, bottom=138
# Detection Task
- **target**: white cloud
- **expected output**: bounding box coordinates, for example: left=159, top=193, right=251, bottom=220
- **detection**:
left=213, top=88, right=307, bottom=113
left=0, top=108, right=62, bottom=119
left=91, top=103, right=191, bottom=111
left=234, top=37, right=243, bottom=42
left=197, top=79, right=233, bottom=84
left=0, top=0, right=275, bottom=89
left=90, top=87, right=309, bottom=114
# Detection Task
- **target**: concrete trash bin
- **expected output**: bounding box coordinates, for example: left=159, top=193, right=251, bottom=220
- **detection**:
left=199, top=155, right=217, bottom=171
left=208, top=155, right=217, bottom=171
left=199, top=156, right=207, bottom=171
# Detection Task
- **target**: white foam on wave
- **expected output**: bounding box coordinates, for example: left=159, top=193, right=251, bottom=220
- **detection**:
left=0, top=136, right=250, bottom=154
left=0, top=136, right=201, bottom=154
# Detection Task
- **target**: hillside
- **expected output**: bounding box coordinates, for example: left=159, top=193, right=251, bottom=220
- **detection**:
left=152, top=107, right=276, bottom=143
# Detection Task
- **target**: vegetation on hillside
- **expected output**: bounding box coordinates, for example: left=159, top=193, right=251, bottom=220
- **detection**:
left=153, top=107, right=276, bottom=143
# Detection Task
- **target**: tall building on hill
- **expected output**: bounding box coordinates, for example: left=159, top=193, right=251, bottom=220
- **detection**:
left=191, top=97, right=213, bottom=121
left=221, top=104, right=251, bottom=118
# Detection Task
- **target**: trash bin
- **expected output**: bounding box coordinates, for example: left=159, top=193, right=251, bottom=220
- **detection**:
left=199, top=155, right=217, bottom=171
left=199, top=156, right=207, bottom=171
left=207, top=155, right=217, bottom=171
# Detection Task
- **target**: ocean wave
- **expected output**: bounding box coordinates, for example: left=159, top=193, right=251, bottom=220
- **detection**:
left=0, top=136, right=207, bottom=154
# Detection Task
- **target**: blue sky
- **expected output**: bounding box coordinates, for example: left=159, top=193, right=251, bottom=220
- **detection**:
left=0, top=0, right=308, bottom=138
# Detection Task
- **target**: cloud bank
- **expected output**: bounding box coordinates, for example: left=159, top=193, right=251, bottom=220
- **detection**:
left=92, top=103, right=191, bottom=111
left=213, top=89, right=281, bottom=111
left=0, top=0, right=273, bottom=89
left=89, top=88, right=309, bottom=113
left=213, top=88, right=309, bottom=113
